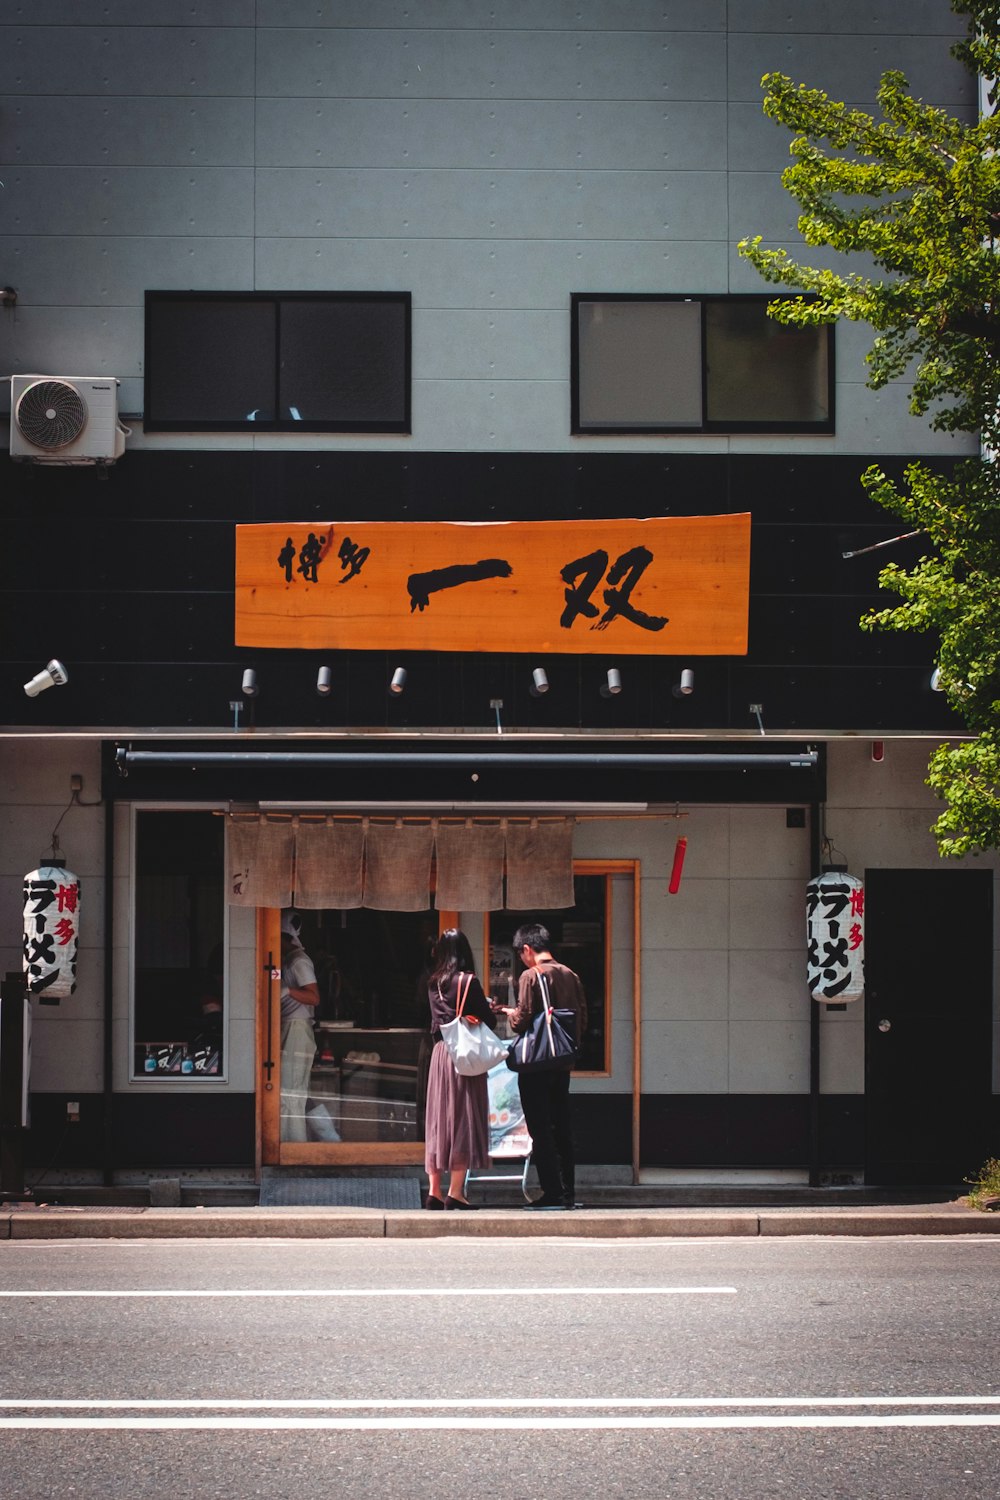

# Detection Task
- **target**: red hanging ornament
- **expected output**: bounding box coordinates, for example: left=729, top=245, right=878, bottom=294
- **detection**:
left=667, top=836, right=687, bottom=895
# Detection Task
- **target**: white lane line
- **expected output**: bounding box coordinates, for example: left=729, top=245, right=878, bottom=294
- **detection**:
left=3, top=1396, right=1000, bottom=1411
left=0, top=1285, right=736, bottom=1299
left=2, top=1415, right=1000, bottom=1431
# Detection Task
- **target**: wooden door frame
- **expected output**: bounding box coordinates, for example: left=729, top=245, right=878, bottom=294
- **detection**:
left=257, top=907, right=457, bottom=1171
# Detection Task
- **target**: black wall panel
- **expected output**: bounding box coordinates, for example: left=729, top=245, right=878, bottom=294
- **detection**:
left=1, top=450, right=965, bottom=735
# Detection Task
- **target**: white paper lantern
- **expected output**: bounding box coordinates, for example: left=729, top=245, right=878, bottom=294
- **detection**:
left=806, top=870, right=864, bottom=1003
left=23, top=865, right=80, bottom=1000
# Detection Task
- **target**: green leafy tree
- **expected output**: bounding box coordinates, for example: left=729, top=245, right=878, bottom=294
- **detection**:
left=739, top=0, right=1000, bottom=855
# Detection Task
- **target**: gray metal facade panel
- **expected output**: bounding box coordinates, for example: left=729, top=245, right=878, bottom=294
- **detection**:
left=8, top=2, right=253, bottom=22
left=727, top=32, right=974, bottom=105
left=253, top=236, right=731, bottom=303
left=256, top=1, right=728, bottom=30
left=411, top=377, right=567, bottom=449
left=8, top=97, right=255, bottom=167
left=729, top=169, right=805, bottom=243
left=733, top=0, right=972, bottom=35
left=6, top=305, right=141, bottom=378
left=3, top=167, right=255, bottom=237
left=0, top=26, right=255, bottom=96
left=414, top=309, right=565, bottom=381
left=254, top=27, right=727, bottom=100
left=253, top=98, right=728, bottom=171
left=0, top=237, right=256, bottom=305
left=253, top=166, right=729, bottom=242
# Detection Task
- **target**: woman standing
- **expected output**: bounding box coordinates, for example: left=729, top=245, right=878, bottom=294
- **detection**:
left=424, top=928, right=495, bottom=1209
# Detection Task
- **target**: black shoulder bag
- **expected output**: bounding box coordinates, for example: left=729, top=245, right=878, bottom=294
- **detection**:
left=506, top=970, right=579, bottom=1074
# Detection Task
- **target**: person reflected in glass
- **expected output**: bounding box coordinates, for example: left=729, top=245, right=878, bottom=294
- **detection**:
left=280, top=909, right=320, bottom=1142
left=424, top=928, right=496, bottom=1209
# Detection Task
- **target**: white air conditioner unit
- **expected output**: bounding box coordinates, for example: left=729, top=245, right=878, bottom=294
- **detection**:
left=9, top=375, right=130, bottom=464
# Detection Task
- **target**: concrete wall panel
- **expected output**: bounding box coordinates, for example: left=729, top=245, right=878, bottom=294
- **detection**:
left=642, top=1018, right=729, bottom=1093
left=4, top=168, right=254, bottom=238
left=9, top=97, right=254, bottom=167
left=2, top=236, right=255, bottom=306
left=729, top=1018, right=809, bottom=1093
left=254, top=235, right=730, bottom=304
left=255, top=28, right=726, bottom=102
left=6, top=307, right=141, bottom=381
left=257, top=2, right=727, bottom=30
left=255, top=99, right=727, bottom=171
left=727, top=32, right=971, bottom=105
left=0, top=26, right=255, bottom=96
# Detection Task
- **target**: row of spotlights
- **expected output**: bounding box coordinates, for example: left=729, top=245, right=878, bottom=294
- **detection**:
left=240, top=665, right=695, bottom=699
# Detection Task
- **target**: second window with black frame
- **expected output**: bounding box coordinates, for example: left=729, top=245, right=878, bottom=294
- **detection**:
left=571, top=293, right=833, bottom=435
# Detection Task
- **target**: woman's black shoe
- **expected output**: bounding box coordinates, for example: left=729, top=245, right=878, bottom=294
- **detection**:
left=445, top=1195, right=478, bottom=1210
left=423, top=1194, right=445, bottom=1210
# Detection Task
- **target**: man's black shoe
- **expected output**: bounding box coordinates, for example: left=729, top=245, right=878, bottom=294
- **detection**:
left=525, top=1195, right=567, bottom=1210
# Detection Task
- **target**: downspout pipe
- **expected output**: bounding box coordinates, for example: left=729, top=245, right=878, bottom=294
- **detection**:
left=808, top=798, right=822, bottom=1187
left=102, top=744, right=115, bottom=1187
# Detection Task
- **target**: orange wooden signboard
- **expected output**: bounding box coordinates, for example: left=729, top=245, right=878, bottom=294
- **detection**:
left=235, top=515, right=750, bottom=656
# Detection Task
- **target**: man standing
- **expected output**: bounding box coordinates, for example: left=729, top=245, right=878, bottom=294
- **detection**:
left=500, top=922, right=588, bottom=1210
left=279, top=910, right=320, bottom=1142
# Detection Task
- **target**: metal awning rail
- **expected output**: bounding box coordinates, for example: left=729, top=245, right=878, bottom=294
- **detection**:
left=116, top=747, right=818, bottom=773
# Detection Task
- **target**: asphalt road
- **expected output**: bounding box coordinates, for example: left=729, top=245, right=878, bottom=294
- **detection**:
left=0, top=1234, right=998, bottom=1499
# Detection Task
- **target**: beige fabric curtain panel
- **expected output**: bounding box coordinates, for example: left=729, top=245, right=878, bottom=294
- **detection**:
left=363, top=821, right=435, bottom=911
left=504, top=819, right=576, bottom=910
left=294, top=816, right=364, bottom=909
left=226, top=815, right=576, bottom=912
left=434, top=820, right=505, bottom=912
left=226, top=816, right=295, bottom=908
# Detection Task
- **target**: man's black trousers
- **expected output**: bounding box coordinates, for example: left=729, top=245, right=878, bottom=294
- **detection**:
left=518, top=1069, right=574, bottom=1203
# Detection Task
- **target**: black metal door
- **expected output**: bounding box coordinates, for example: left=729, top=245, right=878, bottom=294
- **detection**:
left=865, top=868, right=993, bottom=1185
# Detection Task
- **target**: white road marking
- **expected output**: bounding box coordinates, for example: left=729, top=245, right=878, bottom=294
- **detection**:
left=2, top=1396, right=1000, bottom=1411
left=0, top=1284, right=736, bottom=1299
left=1, top=1415, right=999, bottom=1431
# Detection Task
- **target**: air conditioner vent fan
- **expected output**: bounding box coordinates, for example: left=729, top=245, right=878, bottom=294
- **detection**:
left=15, top=379, right=88, bottom=450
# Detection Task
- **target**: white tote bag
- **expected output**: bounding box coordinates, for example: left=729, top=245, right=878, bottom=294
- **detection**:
left=438, top=973, right=508, bottom=1077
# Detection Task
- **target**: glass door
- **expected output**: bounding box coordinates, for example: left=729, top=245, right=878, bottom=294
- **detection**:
left=259, top=905, right=454, bottom=1166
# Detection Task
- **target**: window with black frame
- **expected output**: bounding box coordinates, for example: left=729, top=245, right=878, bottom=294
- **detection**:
left=571, top=293, right=833, bottom=434
left=132, top=810, right=225, bottom=1079
left=144, top=291, right=411, bottom=433
left=487, top=873, right=610, bottom=1074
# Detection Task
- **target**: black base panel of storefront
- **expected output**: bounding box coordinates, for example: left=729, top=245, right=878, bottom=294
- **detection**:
left=25, top=1092, right=256, bottom=1173
left=639, top=1094, right=865, bottom=1169
left=28, top=1092, right=998, bottom=1180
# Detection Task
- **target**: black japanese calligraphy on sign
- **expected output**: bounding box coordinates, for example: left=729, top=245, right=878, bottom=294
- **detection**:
left=560, top=546, right=668, bottom=633
left=338, top=536, right=370, bottom=582
left=806, top=873, right=865, bottom=1002
left=297, top=532, right=326, bottom=583
left=407, top=559, right=514, bottom=614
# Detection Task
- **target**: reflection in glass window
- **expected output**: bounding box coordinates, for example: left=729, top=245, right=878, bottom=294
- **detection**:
left=572, top=293, right=832, bottom=434
left=133, top=811, right=224, bottom=1079
left=487, top=874, right=609, bottom=1073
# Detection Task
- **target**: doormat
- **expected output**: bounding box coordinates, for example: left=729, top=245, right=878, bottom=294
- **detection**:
left=259, top=1176, right=422, bottom=1209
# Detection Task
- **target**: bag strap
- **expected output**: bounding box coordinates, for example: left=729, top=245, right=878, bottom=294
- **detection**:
left=535, top=969, right=552, bottom=1017
left=455, top=971, right=473, bottom=1019
left=437, top=972, right=474, bottom=1019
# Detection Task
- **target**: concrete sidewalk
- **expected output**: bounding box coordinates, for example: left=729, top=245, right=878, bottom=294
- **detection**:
left=3, top=1200, right=999, bottom=1239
